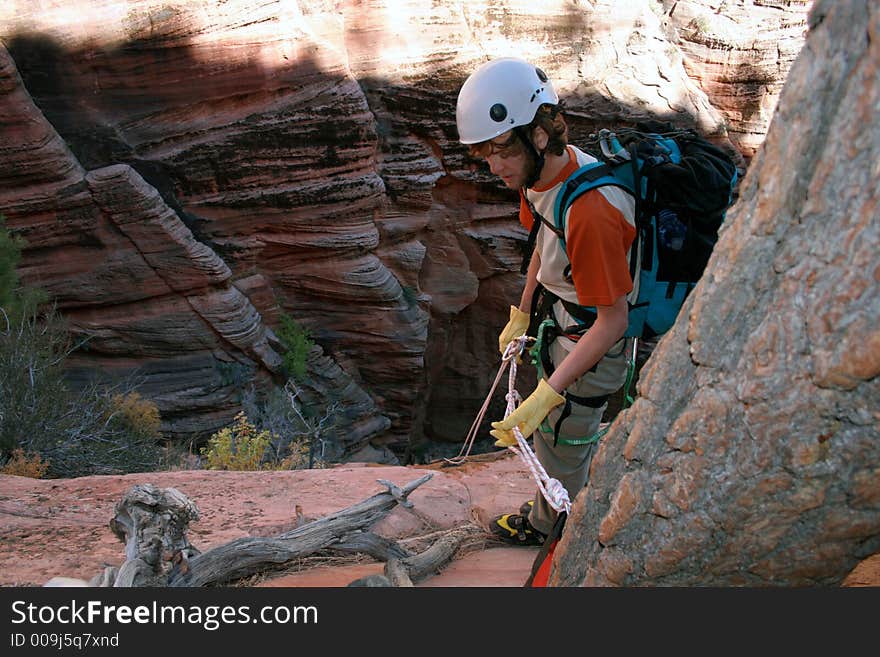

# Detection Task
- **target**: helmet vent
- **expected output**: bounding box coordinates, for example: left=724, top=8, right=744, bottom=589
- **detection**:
left=489, top=103, right=508, bottom=122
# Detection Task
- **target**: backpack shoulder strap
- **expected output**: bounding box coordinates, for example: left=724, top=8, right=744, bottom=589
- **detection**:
left=552, top=143, right=646, bottom=313
left=552, top=158, right=639, bottom=252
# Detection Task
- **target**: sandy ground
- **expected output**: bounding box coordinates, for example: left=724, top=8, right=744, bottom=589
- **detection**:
left=1, top=450, right=875, bottom=588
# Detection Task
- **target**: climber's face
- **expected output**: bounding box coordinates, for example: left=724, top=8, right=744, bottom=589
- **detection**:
left=469, top=131, right=533, bottom=190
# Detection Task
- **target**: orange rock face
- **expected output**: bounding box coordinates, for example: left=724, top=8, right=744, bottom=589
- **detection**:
left=551, top=0, right=879, bottom=587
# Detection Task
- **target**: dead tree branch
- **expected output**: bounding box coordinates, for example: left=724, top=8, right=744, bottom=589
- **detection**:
left=380, top=523, right=487, bottom=586
left=169, top=474, right=433, bottom=586
left=74, top=473, right=494, bottom=588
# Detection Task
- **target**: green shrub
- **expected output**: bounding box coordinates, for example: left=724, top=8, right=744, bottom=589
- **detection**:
left=199, top=408, right=323, bottom=471
left=201, top=411, right=272, bottom=471
left=0, top=306, right=163, bottom=477
left=276, top=313, right=313, bottom=380
left=240, top=381, right=334, bottom=469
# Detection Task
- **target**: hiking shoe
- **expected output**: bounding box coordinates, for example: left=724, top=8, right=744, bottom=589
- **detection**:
left=491, top=511, right=546, bottom=546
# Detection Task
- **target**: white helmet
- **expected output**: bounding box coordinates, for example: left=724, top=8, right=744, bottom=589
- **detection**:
left=456, top=57, right=559, bottom=144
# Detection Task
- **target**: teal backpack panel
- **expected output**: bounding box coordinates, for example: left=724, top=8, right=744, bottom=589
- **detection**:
left=550, top=128, right=737, bottom=339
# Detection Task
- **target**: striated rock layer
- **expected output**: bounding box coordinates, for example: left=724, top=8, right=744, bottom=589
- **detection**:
left=552, top=0, right=879, bottom=586
left=0, top=45, right=386, bottom=450
left=663, top=0, right=814, bottom=158
left=0, top=1, right=810, bottom=459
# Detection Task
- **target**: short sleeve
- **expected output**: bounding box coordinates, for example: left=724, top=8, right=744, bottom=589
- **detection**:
left=565, top=190, right=636, bottom=306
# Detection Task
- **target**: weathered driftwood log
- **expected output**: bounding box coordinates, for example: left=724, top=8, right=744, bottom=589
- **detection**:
left=354, top=523, right=489, bottom=587
left=88, top=567, right=118, bottom=587
left=327, top=531, right=410, bottom=562
left=107, top=483, right=201, bottom=586
left=385, top=558, right=414, bottom=587
left=347, top=574, right=394, bottom=587
left=86, top=473, right=492, bottom=587
left=396, top=524, right=486, bottom=582
left=168, top=473, right=434, bottom=586
left=347, top=524, right=489, bottom=587
left=113, top=558, right=155, bottom=588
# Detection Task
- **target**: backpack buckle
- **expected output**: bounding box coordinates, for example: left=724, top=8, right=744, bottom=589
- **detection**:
left=598, top=129, right=630, bottom=163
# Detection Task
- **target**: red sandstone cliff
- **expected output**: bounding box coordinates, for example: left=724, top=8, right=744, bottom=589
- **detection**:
left=0, top=1, right=812, bottom=461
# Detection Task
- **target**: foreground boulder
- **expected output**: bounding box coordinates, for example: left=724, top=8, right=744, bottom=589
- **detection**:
left=552, top=0, right=880, bottom=587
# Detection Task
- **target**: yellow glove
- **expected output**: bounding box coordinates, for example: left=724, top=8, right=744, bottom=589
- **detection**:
left=490, top=379, right=565, bottom=447
left=498, top=305, right=530, bottom=358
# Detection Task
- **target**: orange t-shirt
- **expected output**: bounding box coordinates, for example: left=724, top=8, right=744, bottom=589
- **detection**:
left=519, top=146, right=636, bottom=307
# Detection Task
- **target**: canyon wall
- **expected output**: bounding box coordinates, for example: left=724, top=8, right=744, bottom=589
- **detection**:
left=0, top=1, right=811, bottom=461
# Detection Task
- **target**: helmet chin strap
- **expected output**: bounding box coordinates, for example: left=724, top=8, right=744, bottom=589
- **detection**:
left=513, top=125, right=545, bottom=190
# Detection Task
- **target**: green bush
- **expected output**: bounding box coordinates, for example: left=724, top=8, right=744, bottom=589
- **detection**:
left=200, top=406, right=325, bottom=471
left=0, top=306, right=163, bottom=476
left=276, top=313, right=313, bottom=380
left=201, top=411, right=272, bottom=471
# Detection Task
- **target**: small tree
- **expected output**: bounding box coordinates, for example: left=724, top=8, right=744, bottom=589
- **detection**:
left=275, top=313, right=313, bottom=380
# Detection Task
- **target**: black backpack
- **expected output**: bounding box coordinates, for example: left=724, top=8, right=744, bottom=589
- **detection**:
left=526, top=121, right=739, bottom=338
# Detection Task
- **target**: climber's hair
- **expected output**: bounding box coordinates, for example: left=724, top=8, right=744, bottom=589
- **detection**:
left=529, top=103, right=568, bottom=156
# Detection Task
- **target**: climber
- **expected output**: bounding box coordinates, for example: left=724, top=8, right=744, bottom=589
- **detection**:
left=455, top=57, right=636, bottom=548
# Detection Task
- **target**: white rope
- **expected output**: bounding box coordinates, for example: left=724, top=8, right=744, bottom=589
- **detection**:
left=448, top=335, right=571, bottom=515
left=501, top=339, right=571, bottom=515
left=443, top=337, right=522, bottom=465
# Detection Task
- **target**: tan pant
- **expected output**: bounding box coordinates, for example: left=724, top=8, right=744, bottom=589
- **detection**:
left=528, top=335, right=630, bottom=535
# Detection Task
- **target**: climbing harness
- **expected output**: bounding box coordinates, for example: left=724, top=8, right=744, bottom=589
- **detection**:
left=528, top=298, right=638, bottom=449
left=446, top=329, right=639, bottom=518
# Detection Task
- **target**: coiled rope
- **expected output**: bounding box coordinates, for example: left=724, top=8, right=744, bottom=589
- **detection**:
left=445, top=334, right=571, bottom=515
